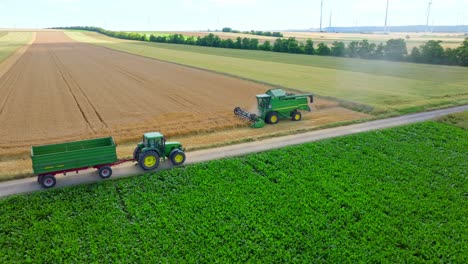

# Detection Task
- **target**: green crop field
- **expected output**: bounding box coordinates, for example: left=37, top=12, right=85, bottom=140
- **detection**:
left=66, top=31, right=468, bottom=115
left=1, top=121, right=466, bottom=263
left=0, top=32, right=33, bottom=63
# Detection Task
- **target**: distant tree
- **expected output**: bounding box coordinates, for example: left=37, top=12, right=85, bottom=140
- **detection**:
left=304, top=39, right=315, bottom=55
left=259, top=40, right=272, bottom=51
left=234, top=37, right=242, bottom=49
left=346, top=41, right=359, bottom=57
left=409, top=47, right=422, bottom=63
left=149, top=34, right=157, bottom=42
left=384, top=38, right=407, bottom=61
left=443, top=48, right=459, bottom=65
left=316, top=43, right=331, bottom=56
left=420, top=40, right=445, bottom=64
left=222, top=27, right=232, bottom=32
left=357, top=40, right=372, bottom=59
left=185, top=36, right=196, bottom=45
left=273, top=38, right=286, bottom=52
left=156, top=36, right=167, bottom=43
left=458, top=38, right=468, bottom=66
left=374, top=43, right=385, bottom=59
left=249, top=38, right=259, bottom=50
left=286, top=38, right=300, bottom=53
left=223, top=38, right=235, bottom=48
left=331, top=41, right=346, bottom=57
left=241, top=37, right=251, bottom=49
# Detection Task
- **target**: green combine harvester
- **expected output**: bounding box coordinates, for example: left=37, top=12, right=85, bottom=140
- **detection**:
left=234, top=89, right=314, bottom=128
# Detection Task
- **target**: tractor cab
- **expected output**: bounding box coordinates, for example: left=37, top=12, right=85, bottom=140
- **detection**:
left=143, top=132, right=165, bottom=149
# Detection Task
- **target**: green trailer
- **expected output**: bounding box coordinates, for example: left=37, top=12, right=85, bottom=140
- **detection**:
left=31, top=132, right=186, bottom=188
left=234, top=88, right=314, bottom=128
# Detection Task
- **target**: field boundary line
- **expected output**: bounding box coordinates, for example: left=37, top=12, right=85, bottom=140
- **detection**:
left=0, top=32, right=36, bottom=80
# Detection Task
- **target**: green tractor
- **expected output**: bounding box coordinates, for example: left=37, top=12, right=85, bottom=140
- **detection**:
left=133, top=132, right=186, bottom=170
left=234, top=89, right=314, bottom=128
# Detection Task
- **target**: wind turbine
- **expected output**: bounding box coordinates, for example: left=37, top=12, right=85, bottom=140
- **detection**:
left=320, top=0, right=324, bottom=32
left=426, top=1, right=433, bottom=32
left=384, top=0, right=389, bottom=33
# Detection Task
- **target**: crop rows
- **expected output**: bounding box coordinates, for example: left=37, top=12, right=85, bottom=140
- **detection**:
left=0, top=121, right=467, bottom=262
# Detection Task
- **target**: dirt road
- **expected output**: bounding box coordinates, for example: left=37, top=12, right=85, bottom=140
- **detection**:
left=1, top=105, right=466, bottom=198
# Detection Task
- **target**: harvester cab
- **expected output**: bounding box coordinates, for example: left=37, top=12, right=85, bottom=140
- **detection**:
left=234, top=88, right=314, bottom=128
left=133, top=132, right=186, bottom=170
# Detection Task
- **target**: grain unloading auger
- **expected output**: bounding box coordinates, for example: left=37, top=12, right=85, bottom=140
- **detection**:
left=234, top=88, right=314, bottom=128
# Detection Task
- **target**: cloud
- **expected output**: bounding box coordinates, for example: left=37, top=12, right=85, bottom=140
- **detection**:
left=183, top=0, right=193, bottom=8
left=209, top=0, right=257, bottom=7
left=48, top=0, right=79, bottom=3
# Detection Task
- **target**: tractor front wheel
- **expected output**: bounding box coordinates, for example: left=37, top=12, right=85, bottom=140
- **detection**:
left=266, top=112, right=279, bottom=124
left=139, top=151, right=160, bottom=171
left=291, top=111, right=302, bottom=121
left=170, top=150, right=186, bottom=166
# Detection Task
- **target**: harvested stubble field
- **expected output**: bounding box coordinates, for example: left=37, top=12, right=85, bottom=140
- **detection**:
left=0, top=31, right=368, bottom=179
left=0, top=31, right=270, bottom=148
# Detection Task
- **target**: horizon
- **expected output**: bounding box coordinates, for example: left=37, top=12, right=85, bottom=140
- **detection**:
left=1, top=0, right=467, bottom=31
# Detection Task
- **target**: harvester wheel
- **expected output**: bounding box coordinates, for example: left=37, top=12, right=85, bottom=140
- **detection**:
left=139, top=151, right=160, bottom=171
left=292, top=111, right=302, bottom=121
left=266, top=112, right=279, bottom=124
left=40, top=174, right=56, bottom=188
left=170, top=150, right=186, bottom=166
left=98, top=166, right=113, bottom=179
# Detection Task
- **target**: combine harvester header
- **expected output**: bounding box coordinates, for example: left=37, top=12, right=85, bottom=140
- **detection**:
left=234, top=89, right=314, bottom=128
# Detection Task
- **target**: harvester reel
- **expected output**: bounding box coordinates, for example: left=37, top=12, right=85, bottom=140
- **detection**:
left=233, top=107, right=265, bottom=128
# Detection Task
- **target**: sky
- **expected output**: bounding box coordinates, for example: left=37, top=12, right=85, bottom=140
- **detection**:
left=0, top=0, right=467, bottom=31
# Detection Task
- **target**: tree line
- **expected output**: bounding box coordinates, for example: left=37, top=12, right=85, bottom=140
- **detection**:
left=222, top=27, right=283, bottom=37
left=54, top=26, right=468, bottom=67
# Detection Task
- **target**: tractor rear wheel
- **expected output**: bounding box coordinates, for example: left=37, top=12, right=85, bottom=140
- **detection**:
left=40, top=174, right=56, bottom=188
left=170, top=150, right=186, bottom=166
left=133, top=146, right=141, bottom=160
left=98, top=166, right=113, bottom=179
left=291, top=111, right=302, bottom=121
left=266, top=112, right=279, bottom=124
left=139, top=151, right=160, bottom=171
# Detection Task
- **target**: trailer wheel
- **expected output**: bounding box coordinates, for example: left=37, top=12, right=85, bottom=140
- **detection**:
left=139, top=151, right=160, bottom=171
left=170, top=150, right=186, bottom=166
left=41, top=174, right=56, bottom=188
left=266, top=112, right=279, bottom=124
left=98, top=166, right=113, bottom=179
left=37, top=175, right=43, bottom=183
left=291, top=111, right=302, bottom=121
